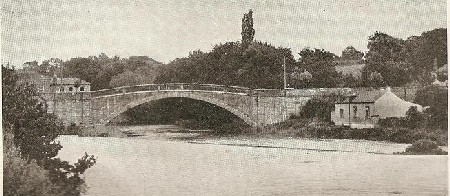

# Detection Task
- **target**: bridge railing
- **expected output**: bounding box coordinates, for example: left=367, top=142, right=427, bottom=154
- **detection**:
left=91, top=83, right=362, bottom=98
left=91, top=83, right=252, bottom=97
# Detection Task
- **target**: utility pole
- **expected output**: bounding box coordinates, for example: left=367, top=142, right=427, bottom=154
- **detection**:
left=283, top=56, right=287, bottom=90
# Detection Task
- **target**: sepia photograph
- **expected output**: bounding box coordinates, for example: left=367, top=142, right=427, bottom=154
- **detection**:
left=2, top=1, right=448, bottom=195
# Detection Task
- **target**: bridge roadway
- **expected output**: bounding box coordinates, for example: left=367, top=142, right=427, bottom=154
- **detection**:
left=89, top=83, right=316, bottom=128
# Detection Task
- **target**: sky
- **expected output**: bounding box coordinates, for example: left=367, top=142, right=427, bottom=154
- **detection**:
left=1, top=0, right=447, bottom=67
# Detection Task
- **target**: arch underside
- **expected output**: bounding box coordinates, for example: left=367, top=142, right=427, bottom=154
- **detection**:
left=104, top=92, right=256, bottom=127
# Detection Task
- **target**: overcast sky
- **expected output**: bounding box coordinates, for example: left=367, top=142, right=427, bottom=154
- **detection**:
left=1, top=0, right=447, bottom=67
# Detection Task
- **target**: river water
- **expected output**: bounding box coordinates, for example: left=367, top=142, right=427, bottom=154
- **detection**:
left=57, top=126, right=448, bottom=196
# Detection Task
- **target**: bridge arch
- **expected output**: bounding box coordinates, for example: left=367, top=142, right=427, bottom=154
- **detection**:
left=102, top=91, right=257, bottom=127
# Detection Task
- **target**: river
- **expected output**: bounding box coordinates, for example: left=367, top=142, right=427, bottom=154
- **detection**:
left=57, top=126, right=448, bottom=196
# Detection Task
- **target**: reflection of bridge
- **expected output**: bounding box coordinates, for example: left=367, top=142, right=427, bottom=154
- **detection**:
left=89, top=83, right=311, bottom=127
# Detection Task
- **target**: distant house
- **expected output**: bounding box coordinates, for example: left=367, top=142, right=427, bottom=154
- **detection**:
left=16, top=69, right=91, bottom=94
left=55, top=77, right=91, bottom=93
left=331, top=87, right=422, bottom=129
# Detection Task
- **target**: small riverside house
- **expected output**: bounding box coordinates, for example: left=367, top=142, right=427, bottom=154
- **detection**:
left=331, top=87, right=422, bottom=129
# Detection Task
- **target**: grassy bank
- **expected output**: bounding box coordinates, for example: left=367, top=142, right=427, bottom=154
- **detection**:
left=261, top=118, right=448, bottom=146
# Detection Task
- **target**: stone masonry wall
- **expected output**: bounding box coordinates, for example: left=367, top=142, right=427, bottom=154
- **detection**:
left=46, top=92, right=91, bottom=126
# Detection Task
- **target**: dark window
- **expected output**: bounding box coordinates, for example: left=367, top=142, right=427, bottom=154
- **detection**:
left=80, top=86, right=85, bottom=91
left=339, top=109, right=344, bottom=118
left=68, top=87, right=73, bottom=92
left=60, top=87, right=64, bottom=92
left=365, top=106, right=370, bottom=119
left=353, top=106, right=357, bottom=118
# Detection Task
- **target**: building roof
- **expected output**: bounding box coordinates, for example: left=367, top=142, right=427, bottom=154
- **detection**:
left=438, top=64, right=448, bottom=73
left=374, top=88, right=423, bottom=118
left=55, top=77, right=90, bottom=85
left=339, top=89, right=385, bottom=103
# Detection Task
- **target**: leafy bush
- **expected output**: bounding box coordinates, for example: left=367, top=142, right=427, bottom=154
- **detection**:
left=3, top=138, right=57, bottom=196
left=300, top=97, right=335, bottom=122
left=401, top=139, right=447, bottom=155
left=414, top=85, right=448, bottom=129
left=2, top=66, right=96, bottom=195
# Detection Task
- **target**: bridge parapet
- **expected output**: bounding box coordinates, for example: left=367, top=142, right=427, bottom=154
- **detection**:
left=91, top=83, right=252, bottom=97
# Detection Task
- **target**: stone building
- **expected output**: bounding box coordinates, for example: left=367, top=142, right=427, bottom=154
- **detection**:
left=17, top=69, right=92, bottom=126
left=331, top=87, right=422, bottom=129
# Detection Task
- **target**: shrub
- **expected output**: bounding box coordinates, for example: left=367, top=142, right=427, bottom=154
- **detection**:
left=402, top=139, right=447, bottom=155
left=300, top=97, right=335, bottom=122
left=2, top=66, right=96, bottom=195
left=3, top=143, right=57, bottom=196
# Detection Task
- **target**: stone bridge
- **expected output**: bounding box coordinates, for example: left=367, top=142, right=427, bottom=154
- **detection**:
left=89, top=83, right=313, bottom=128
left=45, top=83, right=419, bottom=128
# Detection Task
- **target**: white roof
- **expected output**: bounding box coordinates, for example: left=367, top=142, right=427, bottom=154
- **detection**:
left=374, top=87, right=422, bottom=118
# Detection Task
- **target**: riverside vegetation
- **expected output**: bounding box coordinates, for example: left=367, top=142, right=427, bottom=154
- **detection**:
left=3, top=66, right=96, bottom=196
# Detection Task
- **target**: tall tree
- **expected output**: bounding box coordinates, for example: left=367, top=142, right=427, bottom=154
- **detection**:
left=241, top=9, right=255, bottom=49
left=363, top=32, right=410, bottom=86
left=297, top=48, right=340, bottom=88
left=405, top=28, right=447, bottom=84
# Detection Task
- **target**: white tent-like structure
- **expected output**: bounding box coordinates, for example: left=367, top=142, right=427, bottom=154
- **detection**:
left=374, top=87, right=423, bottom=119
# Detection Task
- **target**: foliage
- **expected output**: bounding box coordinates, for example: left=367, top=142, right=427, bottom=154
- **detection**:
left=405, top=106, right=426, bottom=129
left=268, top=118, right=447, bottom=146
left=414, top=85, right=448, bottom=129
left=22, top=54, right=163, bottom=91
left=362, top=29, right=447, bottom=87
left=363, top=32, right=410, bottom=87
left=401, top=139, right=447, bottom=155
left=295, top=48, right=341, bottom=88
left=299, top=97, right=335, bottom=122
left=340, top=46, right=364, bottom=61
left=2, top=66, right=62, bottom=162
left=2, top=66, right=96, bottom=195
left=3, top=140, right=58, bottom=196
left=155, top=41, right=294, bottom=89
left=241, top=9, right=255, bottom=49
left=405, top=28, right=447, bottom=83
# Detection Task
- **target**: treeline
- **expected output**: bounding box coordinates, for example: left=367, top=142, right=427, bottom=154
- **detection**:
left=23, top=54, right=163, bottom=90
left=19, top=10, right=446, bottom=91
left=156, top=28, right=447, bottom=89
left=362, top=28, right=447, bottom=87
left=20, top=10, right=446, bottom=91
left=3, top=66, right=96, bottom=195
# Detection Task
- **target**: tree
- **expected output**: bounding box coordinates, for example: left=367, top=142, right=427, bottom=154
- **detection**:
left=241, top=9, right=255, bottom=49
left=405, top=106, right=426, bottom=129
left=155, top=41, right=294, bottom=89
left=405, top=28, right=447, bottom=84
left=363, top=32, right=410, bottom=86
left=297, top=48, right=340, bottom=87
left=414, top=85, right=448, bottom=130
left=2, top=65, right=96, bottom=195
left=341, top=46, right=364, bottom=61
